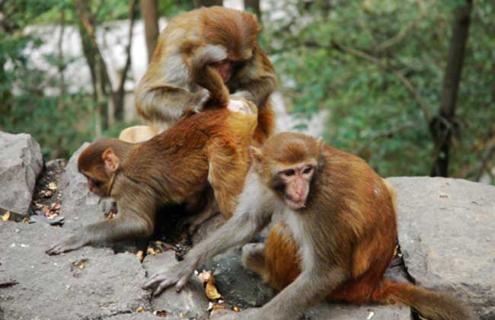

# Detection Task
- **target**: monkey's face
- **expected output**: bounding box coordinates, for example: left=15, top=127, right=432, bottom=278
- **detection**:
left=211, top=60, right=233, bottom=82
left=272, top=163, right=316, bottom=211
left=81, top=170, right=111, bottom=198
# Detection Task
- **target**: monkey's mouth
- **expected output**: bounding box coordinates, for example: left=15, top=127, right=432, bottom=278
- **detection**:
left=285, top=197, right=306, bottom=210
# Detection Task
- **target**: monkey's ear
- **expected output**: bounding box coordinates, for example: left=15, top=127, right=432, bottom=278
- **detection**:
left=102, top=148, right=120, bottom=173
left=248, top=146, right=263, bottom=163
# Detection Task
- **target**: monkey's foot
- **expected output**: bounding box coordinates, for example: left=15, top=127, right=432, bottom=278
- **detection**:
left=143, top=258, right=197, bottom=296
left=46, top=235, right=86, bottom=255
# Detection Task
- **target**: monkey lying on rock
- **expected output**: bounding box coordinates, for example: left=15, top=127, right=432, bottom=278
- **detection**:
left=145, top=132, right=475, bottom=320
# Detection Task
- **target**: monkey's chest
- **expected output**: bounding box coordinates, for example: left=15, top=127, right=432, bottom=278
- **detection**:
left=284, top=209, right=315, bottom=270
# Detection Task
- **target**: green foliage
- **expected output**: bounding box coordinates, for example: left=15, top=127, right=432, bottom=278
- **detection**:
left=265, top=0, right=494, bottom=179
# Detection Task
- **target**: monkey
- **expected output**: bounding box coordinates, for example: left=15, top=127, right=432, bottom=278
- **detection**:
left=135, top=6, right=276, bottom=143
left=144, top=132, right=474, bottom=320
left=46, top=64, right=258, bottom=255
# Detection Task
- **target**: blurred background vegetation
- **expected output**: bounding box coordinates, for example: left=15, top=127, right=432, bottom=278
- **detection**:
left=0, top=0, right=493, bottom=184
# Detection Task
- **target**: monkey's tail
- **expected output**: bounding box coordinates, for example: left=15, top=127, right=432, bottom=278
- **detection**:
left=372, top=280, right=475, bottom=320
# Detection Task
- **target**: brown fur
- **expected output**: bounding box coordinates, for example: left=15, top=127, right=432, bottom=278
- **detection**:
left=47, top=62, right=258, bottom=255
left=242, top=133, right=474, bottom=320
left=135, top=6, right=276, bottom=142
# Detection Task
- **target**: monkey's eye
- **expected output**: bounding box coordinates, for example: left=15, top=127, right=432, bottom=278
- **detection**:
left=303, top=167, right=314, bottom=175
left=281, top=169, right=296, bottom=177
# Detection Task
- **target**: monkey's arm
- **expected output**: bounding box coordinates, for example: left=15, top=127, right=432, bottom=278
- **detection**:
left=245, top=267, right=347, bottom=320
left=144, top=175, right=275, bottom=295
left=136, top=84, right=210, bottom=126
left=47, top=192, right=155, bottom=255
left=230, top=47, right=276, bottom=107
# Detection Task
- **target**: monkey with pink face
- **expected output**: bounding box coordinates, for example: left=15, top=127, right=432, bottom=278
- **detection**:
left=145, top=132, right=474, bottom=320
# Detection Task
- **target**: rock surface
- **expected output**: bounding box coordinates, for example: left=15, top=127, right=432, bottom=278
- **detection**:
left=0, top=221, right=150, bottom=320
left=1, top=144, right=494, bottom=320
left=388, top=177, right=495, bottom=320
left=0, top=132, right=43, bottom=216
left=59, top=143, right=109, bottom=230
left=201, top=248, right=275, bottom=309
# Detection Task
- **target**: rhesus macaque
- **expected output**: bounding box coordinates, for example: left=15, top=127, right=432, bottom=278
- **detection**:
left=135, top=6, right=276, bottom=143
left=46, top=64, right=257, bottom=255
left=144, top=132, right=474, bottom=320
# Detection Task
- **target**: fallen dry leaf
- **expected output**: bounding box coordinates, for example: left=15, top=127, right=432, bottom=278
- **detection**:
left=71, top=259, right=89, bottom=270
left=198, top=271, right=222, bottom=300
left=147, top=247, right=158, bottom=256
left=153, top=310, right=168, bottom=317
left=135, top=306, right=145, bottom=313
left=48, top=182, right=58, bottom=191
left=1, top=211, right=11, bottom=221
left=136, top=250, right=145, bottom=262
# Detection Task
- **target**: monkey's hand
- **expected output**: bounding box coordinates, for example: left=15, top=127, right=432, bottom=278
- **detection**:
left=143, top=257, right=197, bottom=296
left=46, top=234, right=87, bottom=255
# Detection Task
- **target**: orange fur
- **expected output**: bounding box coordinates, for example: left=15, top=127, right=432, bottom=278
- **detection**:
left=135, top=6, right=276, bottom=143
left=244, top=136, right=473, bottom=320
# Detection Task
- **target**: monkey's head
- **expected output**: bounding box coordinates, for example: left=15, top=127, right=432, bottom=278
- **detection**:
left=202, top=7, right=260, bottom=82
left=250, top=132, right=323, bottom=211
left=77, top=139, right=131, bottom=197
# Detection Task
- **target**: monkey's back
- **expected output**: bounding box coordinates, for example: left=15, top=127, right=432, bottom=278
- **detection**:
left=124, top=108, right=257, bottom=203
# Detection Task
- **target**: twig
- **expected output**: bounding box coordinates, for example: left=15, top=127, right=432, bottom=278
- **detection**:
left=356, top=121, right=416, bottom=154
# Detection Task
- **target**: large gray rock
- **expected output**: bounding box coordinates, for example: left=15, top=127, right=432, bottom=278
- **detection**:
left=0, top=132, right=43, bottom=216
left=59, top=143, right=109, bottom=230
left=143, top=251, right=209, bottom=319
left=303, top=303, right=411, bottom=320
left=388, top=177, right=495, bottom=320
left=0, top=221, right=150, bottom=320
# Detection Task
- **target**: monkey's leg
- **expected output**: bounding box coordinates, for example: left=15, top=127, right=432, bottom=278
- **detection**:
left=262, top=223, right=302, bottom=291
left=185, top=201, right=219, bottom=235
left=207, top=143, right=248, bottom=219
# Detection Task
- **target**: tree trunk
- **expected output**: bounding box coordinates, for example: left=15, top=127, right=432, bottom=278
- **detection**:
left=74, top=0, right=115, bottom=134
left=193, top=0, right=222, bottom=8
left=114, top=0, right=138, bottom=122
left=429, top=0, right=472, bottom=177
left=244, top=0, right=261, bottom=20
left=57, top=9, right=66, bottom=111
left=140, top=0, right=159, bottom=63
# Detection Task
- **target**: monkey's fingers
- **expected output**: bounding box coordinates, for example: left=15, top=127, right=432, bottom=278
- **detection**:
left=175, top=273, right=193, bottom=292
left=46, top=244, right=62, bottom=255
left=143, top=273, right=176, bottom=293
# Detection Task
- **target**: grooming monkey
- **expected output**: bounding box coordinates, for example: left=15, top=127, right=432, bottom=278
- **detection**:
left=46, top=63, right=257, bottom=255
left=135, top=6, right=276, bottom=143
left=144, top=132, right=474, bottom=320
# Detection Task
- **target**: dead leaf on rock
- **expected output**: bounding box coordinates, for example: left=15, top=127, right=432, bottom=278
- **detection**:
left=199, top=271, right=222, bottom=300
left=153, top=310, right=168, bottom=317
left=71, top=258, right=89, bottom=270
left=135, top=306, right=145, bottom=313
left=48, top=182, right=58, bottom=191
left=1, top=211, right=11, bottom=221
left=136, top=250, right=144, bottom=262
left=147, top=247, right=159, bottom=256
